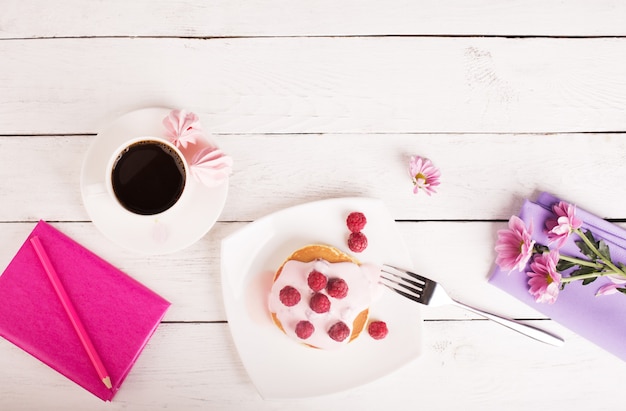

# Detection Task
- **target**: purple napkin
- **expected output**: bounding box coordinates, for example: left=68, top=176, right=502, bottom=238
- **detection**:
left=489, top=192, right=626, bottom=361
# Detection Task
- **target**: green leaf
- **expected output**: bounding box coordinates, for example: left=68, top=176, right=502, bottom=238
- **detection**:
left=569, top=265, right=597, bottom=277
left=598, top=239, right=611, bottom=261
left=582, top=277, right=598, bottom=285
left=534, top=244, right=550, bottom=254
left=584, top=229, right=597, bottom=243
left=556, top=260, right=577, bottom=271
left=617, top=288, right=626, bottom=295
left=575, top=230, right=603, bottom=261
left=575, top=239, right=597, bottom=260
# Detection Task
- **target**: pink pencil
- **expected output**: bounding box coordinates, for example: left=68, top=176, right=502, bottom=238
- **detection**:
left=30, top=236, right=112, bottom=390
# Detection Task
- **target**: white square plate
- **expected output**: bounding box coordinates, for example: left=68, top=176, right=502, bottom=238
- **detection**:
left=220, top=197, right=422, bottom=398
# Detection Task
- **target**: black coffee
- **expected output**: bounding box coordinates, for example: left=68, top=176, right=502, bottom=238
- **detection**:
left=111, top=140, right=186, bottom=215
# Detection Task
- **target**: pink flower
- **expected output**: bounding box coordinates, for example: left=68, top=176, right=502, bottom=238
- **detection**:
left=527, top=250, right=562, bottom=304
left=495, top=215, right=535, bottom=272
left=189, top=146, right=233, bottom=187
left=596, top=283, right=620, bottom=296
left=408, top=155, right=441, bottom=195
left=163, top=109, right=204, bottom=149
left=545, top=201, right=583, bottom=248
left=595, top=274, right=626, bottom=296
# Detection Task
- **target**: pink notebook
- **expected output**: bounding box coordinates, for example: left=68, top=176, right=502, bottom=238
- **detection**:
left=0, top=221, right=171, bottom=401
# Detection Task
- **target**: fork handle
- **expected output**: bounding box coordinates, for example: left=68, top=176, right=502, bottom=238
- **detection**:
left=450, top=300, right=565, bottom=346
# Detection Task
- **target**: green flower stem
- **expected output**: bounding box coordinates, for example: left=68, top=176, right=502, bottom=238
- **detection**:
left=558, top=254, right=602, bottom=269
left=573, top=228, right=626, bottom=277
left=561, top=271, right=613, bottom=284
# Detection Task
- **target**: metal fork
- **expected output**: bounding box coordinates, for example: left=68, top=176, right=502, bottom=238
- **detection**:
left=381, top=264, right=564, bottom=346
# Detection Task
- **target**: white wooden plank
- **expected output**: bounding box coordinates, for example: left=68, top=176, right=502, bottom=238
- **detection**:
left=3, top=0, right=626, bottom=38
left=1, top=37, right=625, bottom=134
left=1, top=218, right=616, bottom=323
left=0, top=221, right=238, bottom=323
left=0, top=136, right=88, bottom=220
left=220, top=133, right=626, bottom=221
left=0, top=321, right=622, bottom=410
left=2, top=134, right=626, bottom=223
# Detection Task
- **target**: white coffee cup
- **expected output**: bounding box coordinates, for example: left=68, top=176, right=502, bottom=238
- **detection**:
left=86, top=137, right=189, bottom=216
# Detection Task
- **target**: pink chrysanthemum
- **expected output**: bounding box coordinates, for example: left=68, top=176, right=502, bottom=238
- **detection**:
left=495, top=215, right=535, bottom=272
left=527, top=250, right=562, bottom=304
left=596, top=283, right=620, bottom=296
left=545, top=201, right=583, bottom=249
left=408, top=155, right=441, bottom=195
left=595, top=274, right=626, bottom=296
left=162, top=109, right=204, bottom=149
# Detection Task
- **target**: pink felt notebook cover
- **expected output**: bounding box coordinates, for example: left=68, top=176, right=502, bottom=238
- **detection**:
left=0, top=221, right=171, bottom=401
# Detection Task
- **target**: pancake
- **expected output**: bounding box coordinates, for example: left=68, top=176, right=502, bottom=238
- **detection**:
left=270, top=244, right=369, bottom=348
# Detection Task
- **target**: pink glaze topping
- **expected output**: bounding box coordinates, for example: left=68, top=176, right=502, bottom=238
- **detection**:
left=268, top=259, right=381, bottom=350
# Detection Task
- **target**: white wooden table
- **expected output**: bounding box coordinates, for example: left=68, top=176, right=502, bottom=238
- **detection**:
left=2, top=1, right=626, bottom=409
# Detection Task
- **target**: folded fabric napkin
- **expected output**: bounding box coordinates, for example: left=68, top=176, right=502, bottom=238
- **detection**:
left=0, top=221, right=171, bottom=401
left=490, top=192, right=626, bottom=362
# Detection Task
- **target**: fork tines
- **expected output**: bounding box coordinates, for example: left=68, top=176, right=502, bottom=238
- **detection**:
left=380, top=264, right=435, bottom=305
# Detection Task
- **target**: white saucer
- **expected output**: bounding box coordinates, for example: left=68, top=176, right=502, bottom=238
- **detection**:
left=80, top=107, right=229, bottom=254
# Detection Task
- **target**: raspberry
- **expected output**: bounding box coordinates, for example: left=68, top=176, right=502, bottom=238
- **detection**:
left=328, top=321, right=350, bottom=342
left=307, top=270, right=327, bottom=292
left=326, top=278, right=348, bottom=299
left=295, top=320, right=315, bottom=339
left=348, top=231, right=368, bottom=253
left=309, top=293, right=331, bottom=313
left=368, top=321, right=388, bottom=340
left=346, top=212, right=367, bottom=232
left=279, top=286, right=301, bottom=307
